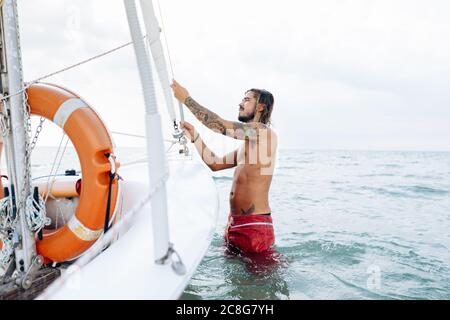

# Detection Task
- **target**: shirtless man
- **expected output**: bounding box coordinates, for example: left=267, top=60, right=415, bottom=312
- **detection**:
left=171, top=80, right=277, bottom=254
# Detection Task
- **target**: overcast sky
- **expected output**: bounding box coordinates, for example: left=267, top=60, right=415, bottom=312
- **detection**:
left=16, top=0, right=450, bottom=151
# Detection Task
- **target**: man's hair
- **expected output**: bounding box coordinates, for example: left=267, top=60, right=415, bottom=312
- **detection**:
left=246, top=88, right=274, bottom=126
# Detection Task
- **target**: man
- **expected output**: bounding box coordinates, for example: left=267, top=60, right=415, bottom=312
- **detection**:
left=171, top=80, right=277, bottom=254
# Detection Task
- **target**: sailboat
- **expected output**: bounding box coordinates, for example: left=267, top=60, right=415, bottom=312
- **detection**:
left=0, top=0, right=219, bottom=299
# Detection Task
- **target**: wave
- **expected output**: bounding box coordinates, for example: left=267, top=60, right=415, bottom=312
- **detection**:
left=336, top=163, right=360, bottom=167
left=377, top=164, right=403, bottom=168
left=277, top=166, right=303, bottom=170
left=328, top=272, right=402, bottom=300
left=401, top=185, right=450, bottom=196
left=292, top=195, right=317, bottom=202
left=212, top=176, right=233, bottom=181
left=358, top=173, right=396, bottom=178
left=360, top=186, right=413, bottom=198
left=293, top=239, right=366, bottom=258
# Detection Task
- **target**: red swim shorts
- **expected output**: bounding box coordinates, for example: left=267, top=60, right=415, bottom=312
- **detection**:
left=225, top=214, right=275, bottom=254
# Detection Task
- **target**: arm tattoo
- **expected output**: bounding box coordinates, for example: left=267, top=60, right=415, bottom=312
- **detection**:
left=241, top=204, right=256, bottom=215
left=184, top=97, right=267, bottom=140
left=232, top=122, right=261, bottom=140
left=184, top=97, right=226, bottom=134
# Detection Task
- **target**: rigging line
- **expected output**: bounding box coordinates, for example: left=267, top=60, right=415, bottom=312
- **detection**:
left=0, top=37, right=145, bottom=103
left=156, top=0, right=175, bottom=80
left=43, top=133, right=66, bottom=202
left=46, top=136, right=70, bottom=202
left=43, top=133, right=69, bottom=204
left=155, top=0, right=186, bottom=123
left=111, top=131, right=146, bottom=139
left=110, top=130, right=176, bottom=143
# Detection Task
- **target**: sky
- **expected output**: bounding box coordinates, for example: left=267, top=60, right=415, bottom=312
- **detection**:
left=15, top=0, right=450, bottom=152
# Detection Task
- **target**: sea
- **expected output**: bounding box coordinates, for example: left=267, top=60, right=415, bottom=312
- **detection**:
left=181, top=149, right=450, bottom=300
left=26, top=147, right=450, bottom=300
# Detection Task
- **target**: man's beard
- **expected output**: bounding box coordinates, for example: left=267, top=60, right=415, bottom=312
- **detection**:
left=238, top=110, right=255, bottom=123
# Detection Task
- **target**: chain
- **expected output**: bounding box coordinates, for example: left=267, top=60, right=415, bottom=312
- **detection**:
left=17, top=88, right=33, bottom=214
left=30, top=117, right=45, bottom=151
left=12, top=2, right=40, bottom=224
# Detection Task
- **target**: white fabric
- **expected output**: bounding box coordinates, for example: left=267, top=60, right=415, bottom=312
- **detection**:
left=140, top=0, right=177, bottom=122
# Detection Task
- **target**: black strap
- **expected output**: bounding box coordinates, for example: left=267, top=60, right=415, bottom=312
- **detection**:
left=103, top=171, right=115, bottom=233
left=33, top=186, right=43, bottom=240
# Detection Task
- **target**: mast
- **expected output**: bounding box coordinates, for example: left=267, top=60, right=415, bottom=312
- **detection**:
left=0, top=0, right=36, bottom=274
left=123, top=0, right=171, bottom=262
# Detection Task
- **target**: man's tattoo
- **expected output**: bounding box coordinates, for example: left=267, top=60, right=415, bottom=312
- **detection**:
left=185, top=97, right=227, bottom=134
left=232, top=122, right=267, bottom=141
left=233, top=123, right=255, bottom=140
left=184, top=97, right=268, bottom=141
left=241, top=204, right=256, bottom=215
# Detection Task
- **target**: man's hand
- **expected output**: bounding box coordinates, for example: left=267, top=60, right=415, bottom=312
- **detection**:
left=180, top=121, right=198, bottom=142
left=170, top=80, right=190, bottom=103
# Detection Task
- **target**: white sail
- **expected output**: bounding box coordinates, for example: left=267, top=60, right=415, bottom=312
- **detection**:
left=139, top=0, right=177, bottom=123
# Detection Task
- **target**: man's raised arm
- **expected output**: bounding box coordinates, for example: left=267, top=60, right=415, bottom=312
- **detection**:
left=171, top=80, right=266, bottom=141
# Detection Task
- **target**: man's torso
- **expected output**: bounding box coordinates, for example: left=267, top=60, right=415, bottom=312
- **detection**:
left=229, top=129, right=277, bottom=215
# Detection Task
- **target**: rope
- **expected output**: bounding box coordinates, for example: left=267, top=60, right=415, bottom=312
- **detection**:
left=43, top=133, right=69, bottom=204
left=155, top=0, right=186, bottom=123
left=0, top=38, right=142, bottom=103
left=110, top=130, right=177, bottom=143
left=111, top=131, right=146, bottom=139
left=156, top=0, right=176, bottom=80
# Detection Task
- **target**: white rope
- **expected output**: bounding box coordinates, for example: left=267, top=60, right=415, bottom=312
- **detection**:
left=119, top=158, right=149, bottom=167
left=111, top=131, right=146, bottom=139
left=43, top=133, right=70, bottom=204
left=0, top=39, right=141, bottom=103
left=25, top=194, right=50, bottom=232
left=156, top=0, right=175, bottom=79
left=0, top=197, right=12, bottom=230
left=38, top=169, right=170, bottom=300
left=154, top=0, right=186, bottom=124
left=0, top=235, right=14, bottom=268
left=111, top=130, right=177, bottom=143
left=166, top=140, right=177, bottom=153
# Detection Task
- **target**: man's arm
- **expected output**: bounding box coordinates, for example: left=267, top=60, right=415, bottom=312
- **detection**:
left=179, top=120, right=238, bottom=171
left=171, top=80, right=266, bottom=141
left=192, top=135, right=238, bottom=171
left=184, top=96, right=267, bottom=141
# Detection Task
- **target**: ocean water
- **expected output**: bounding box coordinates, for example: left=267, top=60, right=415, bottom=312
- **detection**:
left=181, top=149, right=450, bottom=300
left=24, top=148, right=450, bottom=299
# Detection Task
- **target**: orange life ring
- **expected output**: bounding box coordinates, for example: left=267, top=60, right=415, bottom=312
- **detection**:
left=27, top=83, right=120, bottom=262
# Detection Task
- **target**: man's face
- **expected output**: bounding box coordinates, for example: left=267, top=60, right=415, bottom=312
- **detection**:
left=238, top=91, right=257, bottom=123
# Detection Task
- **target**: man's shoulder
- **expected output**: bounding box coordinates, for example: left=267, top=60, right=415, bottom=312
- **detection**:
left=255, top=124, right=277, bottom=139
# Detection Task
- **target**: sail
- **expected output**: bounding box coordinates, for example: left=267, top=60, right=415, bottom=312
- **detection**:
left=139, top=0, right=177, bottom=123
